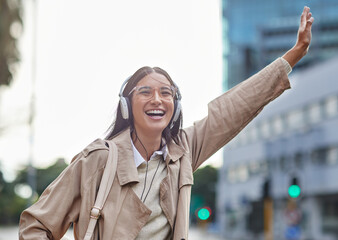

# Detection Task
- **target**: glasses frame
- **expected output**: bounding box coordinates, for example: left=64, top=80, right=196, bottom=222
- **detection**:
left=128, top=85, right=178, bottom=101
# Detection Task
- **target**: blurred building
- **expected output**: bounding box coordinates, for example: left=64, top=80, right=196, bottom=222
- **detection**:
left=218, top=1, right=338, bottom=239
left=217, top=56, right=338, bottom=239
left=221, top=0, right=338, bottom=89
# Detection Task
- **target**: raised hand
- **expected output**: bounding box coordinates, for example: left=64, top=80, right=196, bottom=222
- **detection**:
left=297, top=7, right=314, bottom=55
left=283, top=6, right=314, bottom=68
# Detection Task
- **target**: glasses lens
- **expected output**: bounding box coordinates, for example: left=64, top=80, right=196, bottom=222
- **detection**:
left=160, top=86, right=175, bottom=99
left=133, top=86, right=175, bottom=100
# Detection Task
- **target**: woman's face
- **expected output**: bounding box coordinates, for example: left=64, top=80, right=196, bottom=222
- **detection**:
left=131, top=72, right=175, bottom=136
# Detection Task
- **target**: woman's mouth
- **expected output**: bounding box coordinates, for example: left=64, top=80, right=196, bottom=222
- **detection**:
left=145, top=109, right=165, bottom=119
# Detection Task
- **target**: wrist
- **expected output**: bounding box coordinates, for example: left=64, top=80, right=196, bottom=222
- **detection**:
left=282, top=44, right=308, bottom=68
left=294, top=42, right=309, bottom=57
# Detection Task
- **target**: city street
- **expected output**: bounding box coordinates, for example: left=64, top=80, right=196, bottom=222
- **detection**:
left=0, top=226, right=222, bottom=240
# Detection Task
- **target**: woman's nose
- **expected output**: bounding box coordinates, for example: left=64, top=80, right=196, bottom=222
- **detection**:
left=150, top=90, right=162, bottom=104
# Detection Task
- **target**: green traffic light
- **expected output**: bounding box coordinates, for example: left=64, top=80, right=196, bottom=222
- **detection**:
left=198, top=208, right=210, bottom=220
left=288, top=184, right=301, bottom=198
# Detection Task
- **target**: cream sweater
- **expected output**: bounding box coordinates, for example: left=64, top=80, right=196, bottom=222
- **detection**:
left=131, top=149, right=171, bottom=239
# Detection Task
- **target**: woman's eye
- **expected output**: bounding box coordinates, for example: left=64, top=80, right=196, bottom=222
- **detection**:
left=161, top=88, right=173, bottom=96
left=139, top=90, right=151, bottom=95
left=161, top=91, right=172, bottom=96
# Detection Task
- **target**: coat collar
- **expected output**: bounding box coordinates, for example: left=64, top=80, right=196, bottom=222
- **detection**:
left=109, top=128, right=186, bottom=186
left=166, top=138, right=186, bottom=163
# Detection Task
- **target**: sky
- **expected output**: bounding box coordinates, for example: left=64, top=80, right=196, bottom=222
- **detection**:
left=0, top=0, right=223, bottom=181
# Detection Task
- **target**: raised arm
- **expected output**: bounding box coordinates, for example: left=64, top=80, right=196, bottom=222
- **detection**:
left=283, top=6, right=314, bottom=68
left=183, top=7, right=314, bottom=171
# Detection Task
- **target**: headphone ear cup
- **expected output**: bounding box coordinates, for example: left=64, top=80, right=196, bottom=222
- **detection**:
left=170, top=100, right=181, bottom=129
left=120, top=97, right=130, bottom=120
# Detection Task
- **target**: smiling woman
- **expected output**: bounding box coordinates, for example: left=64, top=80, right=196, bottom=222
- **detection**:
left=106, top=66, right=183, bottom=149
left=130, top=73, right=175, bottom=150
left=105, top=67, right=181, bottom=172
left=19, top=6, right=314, bottom=240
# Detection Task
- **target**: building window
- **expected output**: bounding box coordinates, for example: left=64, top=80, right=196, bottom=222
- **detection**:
left=269, top=158, right=278, bottom=171
left=311, top=148, right=327, bottom=165
left=249, top=161, right=260, bottom=176
left=260, top=120, right=271, bottom=139
left=294, top=152, right=303, bottom=168
left=287, top=109, right=304, bottom=130
left=322, top=197, right=338, bottom=235
left=307, top=102, right=322, bottom=124
left=327, top=147, right=338, bottom=165
left=227, top=167, right=237, bottom=183
left=279, top=156, right=288, bottom=171
left=272, top=115, right=284, bottom=136
left=227, top=165, right=249, bottom=183
left=325, top=95, right=338, bottom=118
left=238, top=165, right=249, bottom=182
left=248, top=126, right=258, bottom=142
left=260, top=161, right=268, bottom=174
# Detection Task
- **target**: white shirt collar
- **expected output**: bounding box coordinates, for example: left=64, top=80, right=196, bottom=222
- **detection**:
left=131, top=140, right=168, bottom=168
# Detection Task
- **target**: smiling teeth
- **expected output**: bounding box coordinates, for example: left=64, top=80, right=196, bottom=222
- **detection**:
left=146, top=110, right=164, bottom=114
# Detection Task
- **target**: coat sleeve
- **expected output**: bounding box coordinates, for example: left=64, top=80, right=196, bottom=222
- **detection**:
left=183, top=58, right=291, bottom=171
left=18, top=154, right=87, bottom=240
left=19, top=140, right=109, bottom=240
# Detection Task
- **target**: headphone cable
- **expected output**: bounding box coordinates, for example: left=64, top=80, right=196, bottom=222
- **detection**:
left=142, top=157, right=161, bottom=203
left=134, top=130, right=149, bottom=201
left=134, top=130, right=162, bottom=203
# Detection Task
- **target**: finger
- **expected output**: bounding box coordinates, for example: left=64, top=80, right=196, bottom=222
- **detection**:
left=307, top=17, right=314, bottom=26
left=305, top=17, right=314, bottom=32
left=300, top=7, right=309, bottom=28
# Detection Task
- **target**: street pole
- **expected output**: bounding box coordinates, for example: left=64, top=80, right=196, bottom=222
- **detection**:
left=262, top=178, right=274, bottom=240
left=27, top=0, right=38, bottom=206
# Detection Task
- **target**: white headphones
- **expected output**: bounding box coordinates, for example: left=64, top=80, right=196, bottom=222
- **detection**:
left=119, top=76, right=182, bottom=129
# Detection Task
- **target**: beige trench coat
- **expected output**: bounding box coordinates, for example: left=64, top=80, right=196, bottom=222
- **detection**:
left=19, top=58, right=290, bottom=240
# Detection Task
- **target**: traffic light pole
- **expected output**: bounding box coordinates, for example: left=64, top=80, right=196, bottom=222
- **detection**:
left=262, top=178, right=273, bottom=240
left=264, top=197, right=273, bottom=240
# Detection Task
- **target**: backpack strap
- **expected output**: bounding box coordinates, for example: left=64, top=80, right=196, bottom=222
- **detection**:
left=84, top=141, right=118, bottom=240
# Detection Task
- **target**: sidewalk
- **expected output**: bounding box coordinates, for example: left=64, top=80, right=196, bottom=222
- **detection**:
left=0, top=226, right=74, bottom=240
left=1, top=226, right=222, bottom=240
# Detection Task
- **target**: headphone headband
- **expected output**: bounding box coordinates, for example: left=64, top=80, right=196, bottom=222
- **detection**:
left=119, top=76, right=131, bottom=97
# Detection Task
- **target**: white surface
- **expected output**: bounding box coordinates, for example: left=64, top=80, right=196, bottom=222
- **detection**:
left=0, top=0, right=223, bottom=181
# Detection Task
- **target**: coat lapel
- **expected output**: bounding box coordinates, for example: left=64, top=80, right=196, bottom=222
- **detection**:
left=109, top=129, right=139, bottom=186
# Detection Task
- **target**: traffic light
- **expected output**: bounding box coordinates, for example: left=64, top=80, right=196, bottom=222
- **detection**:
left=288, top=177, right=301, bottom=199
left=196, top=207, right=211, bottom=221
left=262, top=179, right=271, bottom=199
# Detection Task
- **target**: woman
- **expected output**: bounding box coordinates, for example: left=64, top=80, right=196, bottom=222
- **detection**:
left=19, top=7, right=314, bottom=240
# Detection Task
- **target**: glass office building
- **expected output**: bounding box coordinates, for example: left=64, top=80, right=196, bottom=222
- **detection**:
left=221, top=0, right=338, bottom=89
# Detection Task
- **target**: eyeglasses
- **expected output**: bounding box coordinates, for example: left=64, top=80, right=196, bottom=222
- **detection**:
left=128, top=85, right=177, bottom=101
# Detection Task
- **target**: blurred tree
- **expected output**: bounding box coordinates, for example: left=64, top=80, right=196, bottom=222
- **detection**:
left=0, top=0, right=23, bottom=87
left=0, top=158, right=68, bottom=225
left=0, top=168, right=26, bottom=224
left=15, top=158, right=68, bottom=196
left=191, top=165, right=218, bottom=223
